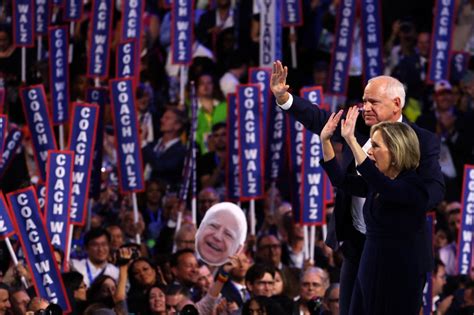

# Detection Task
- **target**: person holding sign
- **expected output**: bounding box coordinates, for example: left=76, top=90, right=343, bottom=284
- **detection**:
left=270, top=60, right=444, bottom=314
left=320, top=107, right=428, bottom=314
left=196, top=202, right=247, bottom=266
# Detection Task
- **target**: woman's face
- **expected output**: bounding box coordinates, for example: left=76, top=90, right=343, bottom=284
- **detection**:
left=132, top=260, right=157, bottom=287
left=74, top=282, right=87, bottom=301
left=100, top=278, right=117, bottom=297
left=197, top=211, right=240, bottom=265
left=249, top=299, right=266, bottom=315
left=273, top=271, right=283, bottom=296
left=368, top=130, right=395, bottom=178
left=149, top=287, right=166, bottom=313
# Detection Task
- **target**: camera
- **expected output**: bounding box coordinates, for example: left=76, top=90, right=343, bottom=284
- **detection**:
left=114, top=245, right=140, bottom=266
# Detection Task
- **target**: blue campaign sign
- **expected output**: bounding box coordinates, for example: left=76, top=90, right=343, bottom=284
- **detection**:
left=0, top=128, right=23, bottom=178
left=237, top=85, right=264, bottom=200
left=0, top=115, right=7, bottom=159
left=360, top=0, right=384, bottom=82
left=427, top=0, right=456, bottom=83
left=20, top=85, right=58, bottom=182
left=287, top=115, right=304, bottom=222
left=64, top=0, right=83, bottom=21
left=457, top=165, right=474, bottom=275
left=300, top=87, right=325, bottom=225
left=226, top=93, right=240, bottom=201
left=87, top=0, right=113, bottom=78
left=48, top=26, right=70, bottom=124
left=327, top=0, right=357, bottom=95
left=116, top=40, right=136, bottom=79
left=109, top=79, right=145, bottom=193
left=121, top=0, right=144, bottom=40
left=35, top=0, right=51, bottom=35
left=45, top=151, right=73, bottom=270
left=7, top=187, right=71, bottom=312
left=282, top=0, right=303, bottom=27
left=13, top=0, right=34, bottom=47
left=68, top=103, right=99, bottom=226
left=171, top=0, right=194, bottom=65
left=0, top=192, right=15, bottom=239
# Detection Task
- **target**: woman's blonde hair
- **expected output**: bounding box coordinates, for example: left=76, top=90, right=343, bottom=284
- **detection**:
left=370, top=122, right=420, bottom=172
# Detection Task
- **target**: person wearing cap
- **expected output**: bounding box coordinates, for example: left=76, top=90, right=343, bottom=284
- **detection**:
left=416, top=80, right=464, bottom=201
left=270, top=60, right=444, bottom=315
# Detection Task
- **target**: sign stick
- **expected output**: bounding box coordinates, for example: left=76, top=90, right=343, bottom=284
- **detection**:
left=5, top=238, right=29, bottom=289
left=290, top=27, right=297, bottom=68
left=132, top=192, right=140, bottom=245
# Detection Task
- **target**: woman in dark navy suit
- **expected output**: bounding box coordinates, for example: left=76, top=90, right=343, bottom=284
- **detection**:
left=320, top=107, right=429, bottom=315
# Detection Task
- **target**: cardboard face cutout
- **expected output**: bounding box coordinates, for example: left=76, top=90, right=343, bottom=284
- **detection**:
left=195, top=202, right=247, bottom=266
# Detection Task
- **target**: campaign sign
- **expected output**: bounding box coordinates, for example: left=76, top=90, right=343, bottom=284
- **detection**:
left=226, top=93, right=240, bottom=201
left=110, top=79, right=145, bottom=192
left=360, top=0, right=384, bottom=81
left=327, top=0, right=357, bottom=95
left=265, top=104, right=286, bottom=182
left=20, top=86, right=58, bottom=182
left=422, top=213, right=435, bottom=315
left=68, top=103, right=99, bottom=226
left=87, top=0, right=113, bottom=78
left=35, top=183, right=47, bottom=217
left=45, top=151, right=73, bottom=269
left=121, top=0, right=144, bottom=40
left=249, top=67, right=271, bottom=146
left=35, top=0, right=51, bottom=35
left=287, top=115, right=304, bottom=222
left=427, top=0, right=456, bottom=83
left=48, top=26, right=70, bottom=124
left=13, top=0, right=34, bottom=47
left=86, top=87, right=108, bottom=199
left=300, top=87, right=324, bottom=224
left=259, top=0, right=282, bottom=66
left=237, top=85, right=264, bottom=200
left=0, top=115, right=7, bottom=159
left=0, top=193, right=15, bottom=239
left=171, top=0, right=194, bottom=64
left=457, top=165, right=474, bottom=275
left=450, top=51, right=470, bottom=83
left=116, top=40, right=136, bottom=79
left=282, top=0, right=303, bottom=27
left=7, top=187, right=71, bottom=311
left=64, top=0, right=83, bottom=21
left=0, top=128, right=23, bottom=178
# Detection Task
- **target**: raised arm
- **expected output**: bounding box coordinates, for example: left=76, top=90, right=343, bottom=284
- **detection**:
left=341, top=106, right=367, bottom=166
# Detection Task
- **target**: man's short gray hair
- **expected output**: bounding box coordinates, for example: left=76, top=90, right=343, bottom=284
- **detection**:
left=368, top=76, right=406, bottom=108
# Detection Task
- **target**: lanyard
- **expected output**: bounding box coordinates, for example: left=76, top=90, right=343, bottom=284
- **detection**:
left=86, top=260, right=104, bottom=285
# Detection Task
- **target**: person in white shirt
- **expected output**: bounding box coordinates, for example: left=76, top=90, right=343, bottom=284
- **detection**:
left=71, top=228, right=119, bottom=288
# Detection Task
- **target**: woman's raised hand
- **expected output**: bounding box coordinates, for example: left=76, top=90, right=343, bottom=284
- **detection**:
left=341, top=106, right=359, bottom=141
left=321, top=110, right=343, bottom=142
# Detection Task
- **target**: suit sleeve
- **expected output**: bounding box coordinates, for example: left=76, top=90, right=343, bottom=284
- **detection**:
left=287, top=95, right=333, bottom=135
left=356, top=158, right=429, bottom=207
left=416, top=129, right=445, bottom=209
left=321, top=157, right=368, bottom=197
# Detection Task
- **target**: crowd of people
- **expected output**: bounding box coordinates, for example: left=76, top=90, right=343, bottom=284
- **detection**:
left=0, top=0, right=474, bottom=314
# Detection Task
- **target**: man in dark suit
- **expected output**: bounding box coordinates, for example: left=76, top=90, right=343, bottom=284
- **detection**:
left=270, top=60, right=445, bottom=315
left=142, top=108, right=187, bottom=191
left=220, top=252, right=252, bottom=309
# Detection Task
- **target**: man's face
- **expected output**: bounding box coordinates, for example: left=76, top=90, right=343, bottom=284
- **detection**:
left=448, top=212, right=461, bottom=236
left=146, top=182, right=162, bottom=205
left=434, top=91, right=454, bottom=111
left=198, top=190, right=219, bottom=217
left=176, top=230, right=196, bottom=251
left=248, top=272, right=274, bottom=297
left=106, top=226, right=124, bottom=250
left=417, top=32, right=430, bottom=57
left=362, top=80, right=401, bottom=126
left=166, top=293, right=185, bottom=315
left=300, top=272, right=326, bottom=301
left=86, top=235, right=110, bottom=264
left=10, top=290, right=29, bottom=315
left=0, top=289, right=11, bottom=315
left=197, top=75, right=214, bottom=98
left=160, top=110, right=181, bottom=134
left=231, top=252, right=252, bottom=281
left=326, top=287, right=340, bottom=315
left=197, top=265, right=214, bottom=293
left=257, top=235, right=281, bottom=267
left=174, top=253, right=199, bottom=286
left=212, top=127, right=227, bottom=151
left=432, top=266, right=447, bottom=296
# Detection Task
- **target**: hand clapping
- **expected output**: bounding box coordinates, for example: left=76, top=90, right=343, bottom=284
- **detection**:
left=321, top=110, right=343, bottom=142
